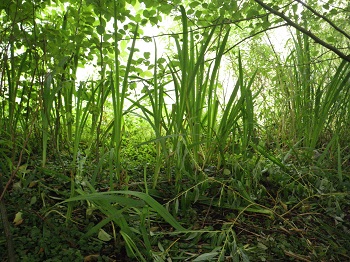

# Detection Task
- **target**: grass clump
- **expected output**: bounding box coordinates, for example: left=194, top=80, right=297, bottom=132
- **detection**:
left=1, top=3, right=349, bottom=262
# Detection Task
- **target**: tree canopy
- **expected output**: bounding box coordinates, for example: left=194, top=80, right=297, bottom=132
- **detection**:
left=1, top=0, right=349, bottom=78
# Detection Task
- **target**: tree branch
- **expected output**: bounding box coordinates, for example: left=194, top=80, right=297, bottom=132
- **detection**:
left=254, top=0, right=350, bottom=62
left=294, top=0, right=350, bottom=41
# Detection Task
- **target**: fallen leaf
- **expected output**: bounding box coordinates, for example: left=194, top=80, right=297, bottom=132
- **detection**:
left=98, top=229, right=112, bottom=242
left=13, top=212, right=23, bottom=226
left=84, top=254, right=100, bottom=262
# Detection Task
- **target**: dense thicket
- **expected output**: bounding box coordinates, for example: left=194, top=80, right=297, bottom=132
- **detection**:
left=1, top=0, right=349, bottom=261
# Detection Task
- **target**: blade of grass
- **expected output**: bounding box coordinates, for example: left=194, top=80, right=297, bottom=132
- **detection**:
left=63, top=190, right=186, bottom=232
left=110, top=8, right=139, bottom=187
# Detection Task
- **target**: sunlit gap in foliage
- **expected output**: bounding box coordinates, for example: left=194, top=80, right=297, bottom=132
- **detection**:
left=75, top=11, right=174, bottom=111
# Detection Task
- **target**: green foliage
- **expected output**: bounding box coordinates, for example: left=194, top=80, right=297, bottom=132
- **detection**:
left=1, top=0, right=350, bottom=261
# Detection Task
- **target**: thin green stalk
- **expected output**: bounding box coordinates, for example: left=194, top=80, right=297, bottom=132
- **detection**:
left=205, top=26, right=231, bottom=163
left=66, top=80, right=95, bottom=224
left=40, top=56, right=69, bottom=167
left=135, top=39, right=169, bottom=188
left=215, top=52, right=259, bottom=167
left=111, top=1, right=139, bottom=188
left=153, top=42, right=166, bottom=187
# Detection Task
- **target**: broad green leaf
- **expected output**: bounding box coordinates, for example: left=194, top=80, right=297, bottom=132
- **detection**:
left=326, top=36, right=336, bottom=42
left=30, top=196, right=37, bottom=206
left=64, top=192, right=145, bottom=207
left=158, top=4, right=172, bottom=14
left=96, top=25, right=105, bottom=35
left=246, top=8, right=260, bottom=18
left=189, top=1, right=200, bottom=9
left=193, top=252, right=218, bottom=261
left=63, top=190, right=186, bottom=231
left=149, top=17, right=159, bottom=25
left=223, top=169, right=231, bottom=176
left=140, top=70, right=153, bottom=78
left=98, top=229, right=112, bottom=241
left=185, top=232, right=200, bottom=240
left=114, top=190, right=186, bottom=231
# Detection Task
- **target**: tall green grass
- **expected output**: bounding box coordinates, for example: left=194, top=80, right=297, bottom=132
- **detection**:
left=1, top=39, right=36, bottom=160
left=291, top=34, right=348, bottom=150
left=166, top=6, right=232, bottom=181
left=125, top=40, right=171, bottom=188
left=126, top=6, right=234, bottom=188
left=109, top=2, right=139, bottom=189
left=126, top=6, right=261, bottom=191
left=263, top=27, right=350, bottom=183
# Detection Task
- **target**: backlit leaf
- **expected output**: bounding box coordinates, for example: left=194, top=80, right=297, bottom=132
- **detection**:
left=98, top=229, right=112, bottom=241
left=13, top=212, right=23, bottom=226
